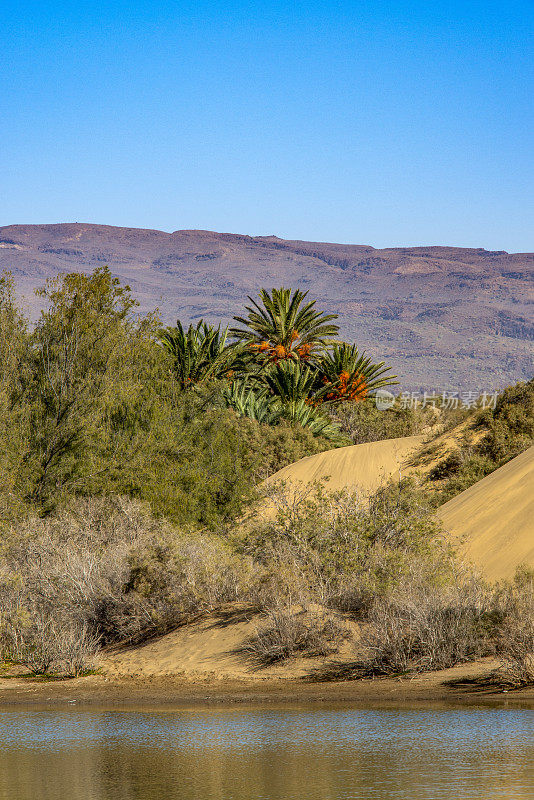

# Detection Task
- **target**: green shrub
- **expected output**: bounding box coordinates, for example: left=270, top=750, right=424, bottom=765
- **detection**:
left=426, top=379, right=534, bottom=502
left=326, top=398, right=432, bottom=444
left=239, top=479, right=456, bottom=614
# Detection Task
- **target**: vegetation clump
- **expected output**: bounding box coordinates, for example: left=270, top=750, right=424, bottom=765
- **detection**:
left=243, top=607, right=349, bottom=665
left=0, top=267, right=532, bottom=682
left=163, top=286, right=397, bottom=441
left=426, top=379, right=534, bottom=501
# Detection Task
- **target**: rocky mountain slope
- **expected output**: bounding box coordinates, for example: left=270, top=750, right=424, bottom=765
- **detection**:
left=1, top=223, right=532, bottom=390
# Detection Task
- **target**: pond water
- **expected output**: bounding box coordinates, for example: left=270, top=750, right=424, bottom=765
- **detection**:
left=0, top=705, right=532, bottom=799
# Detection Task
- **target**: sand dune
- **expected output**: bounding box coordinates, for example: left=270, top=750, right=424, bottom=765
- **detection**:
left=105, top=606, right=358, bottom=679
left=106, top=442, right=533, bottom=680
left=265, top=436, right=534, bottom=581
left=107, top=438, right=422, bottom=679
left=438, top=445, right=534, bottom=581
left=263, top=436, right=424, bottom=496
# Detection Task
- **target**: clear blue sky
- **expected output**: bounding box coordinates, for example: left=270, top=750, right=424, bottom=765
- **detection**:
left=1, top=1, right=532, bottom=250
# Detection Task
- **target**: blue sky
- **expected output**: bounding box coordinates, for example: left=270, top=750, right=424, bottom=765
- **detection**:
left=1, top=1, right=532, bottom=250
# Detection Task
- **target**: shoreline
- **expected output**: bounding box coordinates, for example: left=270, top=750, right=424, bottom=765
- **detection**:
left=1, top=662, right=533, bottom=710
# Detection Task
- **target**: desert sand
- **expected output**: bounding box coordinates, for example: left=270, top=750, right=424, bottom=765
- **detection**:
left=104, top=440, right=533, bottom=684
left=4, top=437, right=529, bottom=703
left=2, top=658, right=533, bottom=708
left=264, top=435, right=423, bottom=495
left=267, top=434, right=534, bottom=582
left=104, top=437, right=424, bottom=683
left=438, top=445, right=534, bottom=581
left=104, top=606, right=359, bottom=681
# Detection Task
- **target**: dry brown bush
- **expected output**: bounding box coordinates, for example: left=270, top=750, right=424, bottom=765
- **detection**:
left=242, top=606, right=349, bottom=665
left=495, top=569, right=534, bottom=686
left=2, top=486, right=530, bottom=681
left=354, top=568, right=495, bottom=676
left=1, top=611, right=100, bottom=677
left=0, top=495, right=253, bottom=674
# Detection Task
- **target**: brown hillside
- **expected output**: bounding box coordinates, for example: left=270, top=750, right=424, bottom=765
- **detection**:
left=1, top=223, right=532, bottom=389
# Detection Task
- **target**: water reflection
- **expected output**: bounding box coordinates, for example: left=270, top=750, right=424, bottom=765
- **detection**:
left=0, top=707, right=532, bottom=799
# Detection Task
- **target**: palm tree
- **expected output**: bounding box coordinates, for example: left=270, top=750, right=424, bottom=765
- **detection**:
left=222, top=380, right=278, bottom=424
left=230, top=288, right=339, bottom=364
left=317, top=343, right=397, bottom=403
left=223, top=378, right=341, bottom=440
left=160, top=319, right=240, bottom=389
left=262, top=360, right=318, bottom=403
left=276, top=399, right=342, bottom=440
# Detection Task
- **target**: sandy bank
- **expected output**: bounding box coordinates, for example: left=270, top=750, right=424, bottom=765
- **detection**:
left=0, top=660, right=532, bottom=709
left=264, top=435, right=424, bottom=496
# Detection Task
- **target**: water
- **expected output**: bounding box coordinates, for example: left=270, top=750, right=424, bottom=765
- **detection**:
left=0, top=705, right=532, bottom=799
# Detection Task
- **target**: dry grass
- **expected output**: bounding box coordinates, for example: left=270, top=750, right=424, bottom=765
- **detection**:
left=0, top=496, right=252, bottom=676
left=496, top=570, right=534, bottom=686
left=351, top=569, right=495, bottom=676
left=242, top=607, right=350, bottom=665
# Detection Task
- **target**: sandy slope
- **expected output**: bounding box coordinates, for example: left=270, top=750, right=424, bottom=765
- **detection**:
left=107, top=437, right=421, bottom=680
left=439, top=445, right=534, bottom=581
left=409, top=416, right=486, bottom=481
left=264, top=435, right=423, bottom=496
left=105, top=441, right=533, bottom=681
left=105, top=606, right=358, bottom=680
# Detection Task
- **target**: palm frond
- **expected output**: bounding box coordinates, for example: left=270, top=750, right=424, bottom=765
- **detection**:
left=230, top=287, right=339, bottom=363
left=160, top=319, right=240, bottom=389
left=317, top=342, right=397, bottom=403
left=277, top=399, right=342, bottom=440
left=222, top=379, right=279, bottom=424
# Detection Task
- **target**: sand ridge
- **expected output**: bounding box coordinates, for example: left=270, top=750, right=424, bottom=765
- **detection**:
left=438, top=445, right=534, bottom=582
left=106, top=436, right=422, bottom=680
left=104, top=606, right=359, bottom=680
left=266, top=435, right=534, bottom=581
left=263, top=435, right=424, bottom=496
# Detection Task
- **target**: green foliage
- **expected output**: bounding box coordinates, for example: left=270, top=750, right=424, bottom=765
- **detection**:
left=222, top=380, right=277, bottom=424
left=262, top=359, right=318, bottom=403
left=160, top=319, right=242, bottom=389
left=479, top=378, right=534, bottom=463
left=223, top=364, right=344, bottom=441
left=157, top=287, right=396, bottom=441
left=275, top=399, right=342, bottom=440
left=317, top=342, right=397, bottom=402
left=0, top=274, right=30, bottom=523
left=19, top=267, right=164, bottom=510
left=327, top=397, right=432, bottom=444
left=239, top=478, right=453, bottom=610
left=124, top=393, right=337, bottom=525
left=231, top=286, right=339, bottom=362
left=0, top=269, right=335, bottom=525
left=427, top=379, right=534, bottom=501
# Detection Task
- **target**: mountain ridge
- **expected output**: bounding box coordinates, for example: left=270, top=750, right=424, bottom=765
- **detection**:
left=1, top=222, right=532, bottom=391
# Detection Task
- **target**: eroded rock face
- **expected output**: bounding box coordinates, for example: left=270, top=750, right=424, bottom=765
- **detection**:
left=2, top=222, right=533, bottom=390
